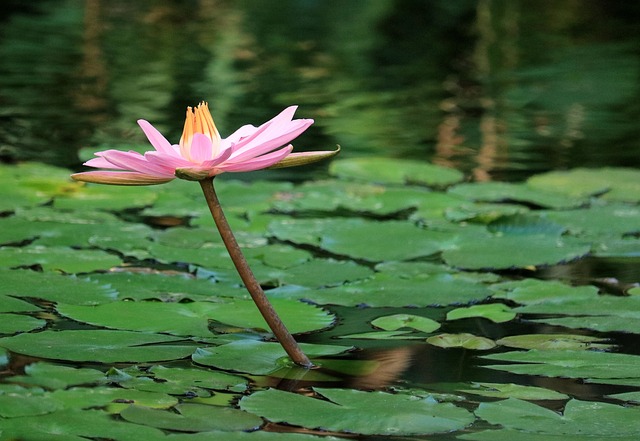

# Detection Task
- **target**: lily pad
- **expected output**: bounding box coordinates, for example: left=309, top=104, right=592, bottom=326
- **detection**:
left=527, top=167, right=640, bottom=202
left=0, top=330, right=196, bottom=362
left=447, top=303, right=516, bottom=323
left=240, top=387, right=473, bottom=435
left=443, top=234, right=591, bottom=270
left=193, top=340, right=351, bottom=375
left=269, top=272, right=491, bottom=307
left=427, top=333, right=496, bottom=350
left=57, top=298, right=334, bottom=337
left=269, top=217, right=457, bottom=262
left=7, top=362, right=107, bottom=390
left=448, top=181, right=584, bottom=209
left=496, top=334, right=613, bottom=351
left=459, top=382, right=569, bottom=400
left=0, top=269, right=118, bottom=305
left=0, top=408, right=166, bottom=441
left=0, top=245, right=123, bottom=273
left=482, top=349, right=640, bottom=379
left=330, top=157, right=464, bottom=187
left=0, top=386, right=62, bottom=417
left=0, top=313, right=46, bottom=334
left=50, top=387, right=179, bottom=413
left=473, top=398, right=640, bottom=437
left=120, top=403, right=263, bottom=432
left=371, top=313, right=441, bottom=333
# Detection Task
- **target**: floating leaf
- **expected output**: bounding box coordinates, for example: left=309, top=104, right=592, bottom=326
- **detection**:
left=7, top=363, right=107, bottom=390
left=496, top=334, right=613, bottom=351
left=193, top=340, right=351, bottom=375
left=473, top=398, right=640, bottom=437
left=371, top=313, right=441, bottom=333
left=50, top=387, right=178, bottom=413
left=54, top=183, right=157, bottom=211
left=490, top=278, right=599, bottom=305
left=0, top=330, right=196, bottom=363
left=270, top=217, right=457, bottom=262
left=0, top=245, right=123, bottom=273
left=0, top=386, right=62, bottom=417
left=57, top=298, right=334, bottom=337
left=427, top=333, right=496, bottom=350
left=0, top=269, right=117, bottom=305
left=459, top=382, right=568, bottom=400
left=0, top=408, right=166, bottom=440
left=527, top=167, right=640, bottom=202
left=443, top=234, right=591, bottom=270
left=0, top=313, right=46, bottom=334
left=482, top=349, right=640, bottom=379
left=240, top=387, right=474, bottom=435
left=120, top=403, right=263, bottom=432
left=448, top=181, right=583, bottom=209
left=330, top=157, right=464, bottom=187
left=270, top=272, right=491, bottom=307
left=447, top=304, right=516, bottom=323
left=338, top=330, right=422, bottom=340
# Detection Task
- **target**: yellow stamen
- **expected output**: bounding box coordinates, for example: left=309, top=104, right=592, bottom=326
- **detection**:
left=179, top=102, right=221, bottom=160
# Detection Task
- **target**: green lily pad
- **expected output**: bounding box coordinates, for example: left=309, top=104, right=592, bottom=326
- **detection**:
left=459, top=429, right=639, bottom=441
left=448, top=181, right=584, bottom=209
left=269, top=217, right=457, bottom=262
left=7, top=362, right=107, bottom=390
left=338, top=330, right=423, bottom=340
left=427, top=333, right=496, bottom=350
left=371, top=313, right=441, bottom=333
left=269, top=272, right=491, bottom=307
left=86, top=271, right=237, bottom=302
left=496, top=334, right=614, bottom=351
left=541, top=203, right=640, bottom=237
left=0, top=269, right=117, bottom=305
left=0, top=330, right=196, bottom=362
left=459, top=382, right=569, bottom=400
left=473, top=398, right=640, bottom=437
left=240, top=387, right=474, bottom=435
left=330, top=157, right=464, bottom=187
left=0, top=313, right=46, bottom=334
left=527, top=167, right=640, bottom=202
left=490, top=278, right=600, bottom=305
left=443, top=234, right=591, bottom=270
left=57, top=298, right=334, bottom=337
left=0, top=245, right=123, bottom=273
left=120, top=403, right=263, bottom=432
left=0, top=162, right=75, bottom=212
left=482, top=349, right=640, bottom=379
left=50, top=386, right=179, bottom=413
left=193, top=340, right=351, bottom=375
left=145, top=365, right=248, bottom=394
left=54, top=183, right=158, bottom=211
left=447, top=303, right=516, bottom=323
left=0, top=408, right=166, bottom=441
left=0, top=386, right=63, bottom=417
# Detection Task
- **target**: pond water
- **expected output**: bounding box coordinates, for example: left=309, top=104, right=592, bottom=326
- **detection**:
left=1, top=0, right=639, bottom=180
left=1, top=1, right=640, bottom=440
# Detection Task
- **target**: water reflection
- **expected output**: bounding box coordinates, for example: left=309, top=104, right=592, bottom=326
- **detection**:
left=0, top=0, right=638, bottom=179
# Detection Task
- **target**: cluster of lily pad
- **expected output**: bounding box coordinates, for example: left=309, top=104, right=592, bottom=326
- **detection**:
left=0, top=158, right=639, bottom=439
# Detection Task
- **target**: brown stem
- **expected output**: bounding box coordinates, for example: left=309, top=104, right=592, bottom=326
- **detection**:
left=199, top=178, right=314, bottom=368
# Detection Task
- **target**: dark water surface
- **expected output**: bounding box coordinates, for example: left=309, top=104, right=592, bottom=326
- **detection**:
left=1, top=0, right=639, bottom=181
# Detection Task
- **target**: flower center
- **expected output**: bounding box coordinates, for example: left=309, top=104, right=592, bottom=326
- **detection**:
left=179, top=102, right=221, bottom=160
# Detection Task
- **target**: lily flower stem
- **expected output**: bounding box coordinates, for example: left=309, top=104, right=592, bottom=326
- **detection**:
left=199, top=178, right=314, bottom=368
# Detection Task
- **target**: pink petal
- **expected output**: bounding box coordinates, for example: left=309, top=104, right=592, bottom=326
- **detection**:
left=137, top=120, right=175, bottom=155
left=85, top=154, right=126, bottom=170
left=218, top=145, right=293, bottom=172
left=144, top=151, right=195, bottom=169
left=100, top=150, right=175, bottom=177
left=199, top=145, right=234, bottom=168
left=189, top=133, right=214, bottom=163
left=230, top=120, right=312, bottom=162
left=71, top=171, right=173, bottom=186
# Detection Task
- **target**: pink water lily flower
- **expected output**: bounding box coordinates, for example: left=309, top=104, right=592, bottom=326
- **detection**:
left=72, top=102, right=337, bottom=185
